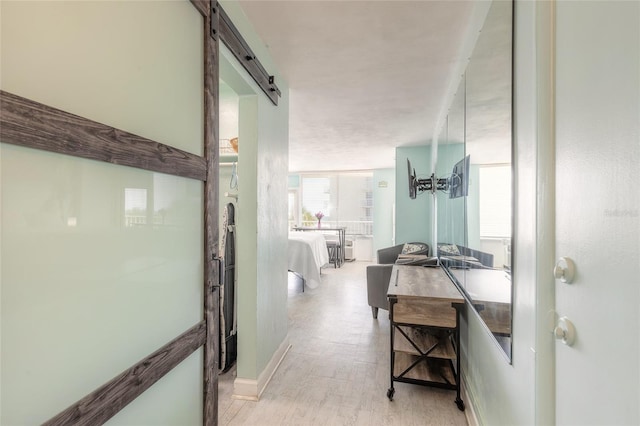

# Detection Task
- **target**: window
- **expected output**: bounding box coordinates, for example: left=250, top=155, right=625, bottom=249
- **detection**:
left=288, top=190, right=299, bottom=224
left=301, top=177, right=332, bottom=220
left=478, top=165, right=511, bottom=238
left=293, top=172, right=373, bottom=235
left=124, top=188, right=148, bottom=227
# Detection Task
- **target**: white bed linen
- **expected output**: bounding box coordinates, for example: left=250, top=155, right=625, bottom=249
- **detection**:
left=288, top=231, right=329, bottom=289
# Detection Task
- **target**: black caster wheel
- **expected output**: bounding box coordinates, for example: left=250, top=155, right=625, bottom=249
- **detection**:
left=455, top=399, right=465, bottom=411
left=387, top=388, right=395, bottom=401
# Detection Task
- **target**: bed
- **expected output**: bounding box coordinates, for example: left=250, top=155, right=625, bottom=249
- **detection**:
left=288, top=231, right=329, bottom=289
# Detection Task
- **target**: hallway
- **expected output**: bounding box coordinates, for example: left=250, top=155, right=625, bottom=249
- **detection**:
left=218, top=261, right=468, bottom=425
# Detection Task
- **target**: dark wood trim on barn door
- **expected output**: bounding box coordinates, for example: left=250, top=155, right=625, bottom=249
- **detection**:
left=42, top=322, right=207, bottom=426
left=0, top=90, right=207, bottom=181
left=203, top=0, right=221, bottom=423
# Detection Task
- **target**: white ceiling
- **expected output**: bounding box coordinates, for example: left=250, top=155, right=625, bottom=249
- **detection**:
left=236, top=0, right=477, bottom=172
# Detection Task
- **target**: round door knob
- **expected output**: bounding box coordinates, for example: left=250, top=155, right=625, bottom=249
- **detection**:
left=554, top=316, right=576, bottom=346
left=554, top=257, right=576, bottom=284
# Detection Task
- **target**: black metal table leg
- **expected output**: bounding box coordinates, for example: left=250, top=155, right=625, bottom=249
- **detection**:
left=453, top=302, right=465, bottom=411
left=387, top=296, right=397, bottom=400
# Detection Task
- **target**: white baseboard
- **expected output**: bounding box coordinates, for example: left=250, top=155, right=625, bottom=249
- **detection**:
left=462, top=376, right=480, bottom=426
left=232, top=336, right=291, bottom=401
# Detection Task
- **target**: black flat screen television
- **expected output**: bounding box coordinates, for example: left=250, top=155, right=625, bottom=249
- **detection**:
left=449, top=155, right=470, bottom=199
left=407, top=158, right=417, bottom=199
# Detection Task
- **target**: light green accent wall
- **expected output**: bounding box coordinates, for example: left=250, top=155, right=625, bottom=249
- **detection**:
left=288, top=175, right=300, bottom=188
left=372, top=168, right=396, bottom=253
left=255, top=89, right=290, bottom=375
left=0, top=3, right=204, bottom=423
left=220, top=0, right=290, bottom=382
left=238, top=94, right=260, bottom=379
left=395, top=146, right=433, bottom=248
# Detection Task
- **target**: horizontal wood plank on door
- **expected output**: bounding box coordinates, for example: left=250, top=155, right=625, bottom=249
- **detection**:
left=43, top=321, right=206, bottom=426
left=0, top=90, right=207, bottom=181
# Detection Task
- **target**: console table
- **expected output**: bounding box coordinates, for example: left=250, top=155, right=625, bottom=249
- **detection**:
left=449, top=268, right=512, bottom=336
left=386, top=264, right=465, bottom=411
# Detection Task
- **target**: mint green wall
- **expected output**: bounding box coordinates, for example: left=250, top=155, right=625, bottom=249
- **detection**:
left=220, top=1, right=290, bottom=383
left=395, top=146, right=433, bottom=249
left=372, top=168, right=396, bottom=253
left=237, top=94, right=260, bottom=379
left=255, top=89, right=290, bottom=375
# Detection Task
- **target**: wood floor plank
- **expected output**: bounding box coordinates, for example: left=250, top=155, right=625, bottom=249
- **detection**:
left=218, top=262, right=468, bottom=425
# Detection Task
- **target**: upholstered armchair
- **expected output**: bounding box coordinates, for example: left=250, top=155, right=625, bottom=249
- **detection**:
left=366, top=242, right=430, bottom=319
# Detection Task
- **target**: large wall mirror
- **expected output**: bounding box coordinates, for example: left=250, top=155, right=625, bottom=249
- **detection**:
left=436, top=0, right=513, bottom=360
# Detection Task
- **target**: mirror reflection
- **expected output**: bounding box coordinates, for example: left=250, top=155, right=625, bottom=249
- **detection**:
left=436, top=0, right=513, bottom=359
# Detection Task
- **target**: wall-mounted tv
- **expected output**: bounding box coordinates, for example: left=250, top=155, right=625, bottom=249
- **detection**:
left=407, top=158, right=417, bottom=199
left=449, top=155, right=470, bottom=199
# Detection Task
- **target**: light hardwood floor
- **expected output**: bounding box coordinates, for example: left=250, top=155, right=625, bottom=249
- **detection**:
left=218, top=261, right=468, bottom=426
